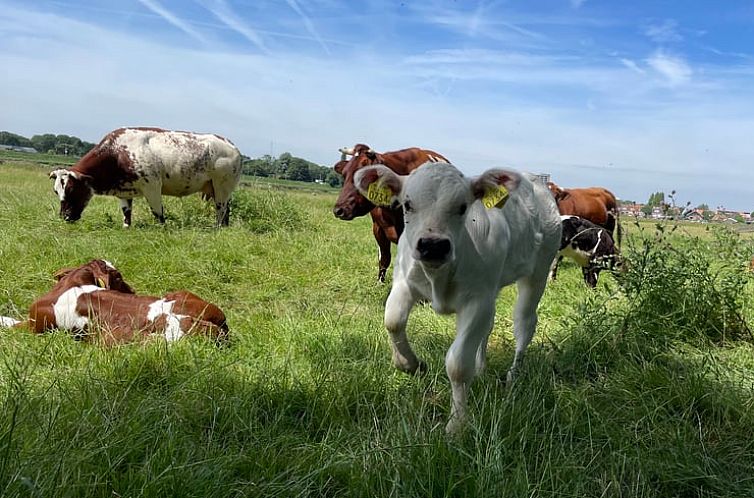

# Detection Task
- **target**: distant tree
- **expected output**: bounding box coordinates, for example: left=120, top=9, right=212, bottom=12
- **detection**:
left=31, top=134, right=57, bottom=154
left=703, top=210, right=714, bottom=221
left=286, top=158, right=312, bottom=182
left=325, top=170, right=342, bottom=187
left=641, top=205, right=653, bottom=217
left=647, top=191, right=665, bottom=207
left=696, top=203, right=709, bottom=211
left=0, top=131, right=33, bottom=148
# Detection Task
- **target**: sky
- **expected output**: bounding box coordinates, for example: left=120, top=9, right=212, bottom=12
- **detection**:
left=1, top=1, right=753, bottom=211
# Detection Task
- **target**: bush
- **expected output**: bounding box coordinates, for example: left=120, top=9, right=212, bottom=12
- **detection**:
left=230, top=187, right=305, bottom=233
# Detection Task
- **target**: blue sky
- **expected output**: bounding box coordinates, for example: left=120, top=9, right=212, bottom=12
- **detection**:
left=2, top=1, right=754, bottom=210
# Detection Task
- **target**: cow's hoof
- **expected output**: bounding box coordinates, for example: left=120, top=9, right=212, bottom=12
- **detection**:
left=445, top=414, right=467, bottom=436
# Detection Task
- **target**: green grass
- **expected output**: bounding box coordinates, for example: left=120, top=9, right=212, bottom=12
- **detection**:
left=1, top=161, right=754, bottom=497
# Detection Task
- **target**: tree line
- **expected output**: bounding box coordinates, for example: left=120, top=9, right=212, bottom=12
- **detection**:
left=0, top=131, right=95, bottom=156
left=242, top=152, right=342, bottom=187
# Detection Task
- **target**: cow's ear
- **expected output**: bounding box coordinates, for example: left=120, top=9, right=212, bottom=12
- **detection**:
left=354, top=165, right=403, bottom=207
left=70, top=172, right=94, bottom=186
left=333, top=160, right=347, bottom=175
left=49, top=169, right=65, bottom=180
left=471, top=169, right=522, bottom=209
left=53, top=267, right=75, bottom=281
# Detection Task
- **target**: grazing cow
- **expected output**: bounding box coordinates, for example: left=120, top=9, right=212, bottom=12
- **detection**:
left=333, top=143, right=449, bottom=282
left=49, top=127, right=242, bottom=227
left=2, top=259, right=228, bottom=344
left=546, top=182, right=619, bottom=244
left=354, top=161, right=561, bottom=434
left=551, top=215, right=618, bottom=287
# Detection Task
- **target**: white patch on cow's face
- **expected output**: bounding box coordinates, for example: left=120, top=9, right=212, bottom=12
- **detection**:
left=400, top=165, right=473, bottom=268
left=51, top=169, right=74, bottom=201
left=53, top=284, right=102, bottom=330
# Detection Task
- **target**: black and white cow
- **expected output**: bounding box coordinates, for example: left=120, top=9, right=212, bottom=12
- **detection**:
left=49, top=127, right=242, bottom=227
left=353, top=161, right=562, bottom=434
left=551, top=215, right=618, bottom=287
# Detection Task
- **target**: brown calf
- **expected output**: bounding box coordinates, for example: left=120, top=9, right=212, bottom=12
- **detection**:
left=7, top=259, right=227, bottom=345
left=547, top=182, right=620, bottom=245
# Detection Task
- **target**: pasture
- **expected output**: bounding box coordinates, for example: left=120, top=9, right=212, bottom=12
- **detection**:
left=1, top=159, right=754, bottom=497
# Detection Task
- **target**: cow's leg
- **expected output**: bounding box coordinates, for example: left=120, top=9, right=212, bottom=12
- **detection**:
left=119, top=198, right=133, bottom=228
left=445, top=297, right=496, bottom=434
left=549, top=255, right=563, bottom=281
left=507, top=273, right=548, bottom=384
left=583, top=266, right=598, bottom=287
left=141, top=184, right=165, bottom=224
left=209, top=175, right=239, bottom=227
left=384, top=280, right=422, bottom=374
left=373, top=223, right=391, bottom=283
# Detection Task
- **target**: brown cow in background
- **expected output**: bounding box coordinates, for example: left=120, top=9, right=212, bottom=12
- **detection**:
left=547, top=182, right=620, bottom=244
left=333, top=143, right=449, bottom=282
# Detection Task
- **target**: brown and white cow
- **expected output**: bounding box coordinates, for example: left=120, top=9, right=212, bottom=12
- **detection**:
left=546, top=182, right=619, bottom=242
left=49, top=127, right=242, bottom=227
left=1, top=259, right=228, bottom=345
left=332, top=143, right=449, bottom=282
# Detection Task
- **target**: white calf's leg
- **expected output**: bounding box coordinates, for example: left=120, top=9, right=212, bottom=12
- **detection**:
left=384, top=280, right=422, bottom=374
left=445, top=298, right=496, bottom=434
left=507, top=273, right=548, bottom=384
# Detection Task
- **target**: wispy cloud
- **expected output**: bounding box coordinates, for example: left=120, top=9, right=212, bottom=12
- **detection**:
left=646, top=50, right=692, bottom=86
left=201, top=0, right=268, bottom=53
left=136, top=0, right=208, bottom=44
left=285, top=0, right=330, bottom=55
left=570, top=0, right=587, bottom=9
left=620, top=58, right=646, bottom=74
left=643, top=19, right=682, bottom=43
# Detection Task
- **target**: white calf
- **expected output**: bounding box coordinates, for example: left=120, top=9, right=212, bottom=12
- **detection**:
left=354, top=162, right=561, bottom=434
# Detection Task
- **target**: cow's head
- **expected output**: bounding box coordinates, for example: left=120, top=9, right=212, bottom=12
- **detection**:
left=354, top=162, right=520, bottom=268
left=53, top=259, right=135, bottom=294
left=546, top=181, right=566, bottom=201
left=50, top=169, right=94, bottom=222
left=332, top=144, right=381, bottom=220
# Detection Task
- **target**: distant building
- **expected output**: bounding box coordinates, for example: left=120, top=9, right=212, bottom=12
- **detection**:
left=532, top=173, right=551, bottom=186
left=0, top=144, right=37, bottom=154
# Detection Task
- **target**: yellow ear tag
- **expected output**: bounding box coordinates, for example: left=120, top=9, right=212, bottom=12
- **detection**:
left=96, top=278, right=106, bottom=288
left=482, top=185, right=509, bottom=209
left=366, top=182, right=393, bottom=206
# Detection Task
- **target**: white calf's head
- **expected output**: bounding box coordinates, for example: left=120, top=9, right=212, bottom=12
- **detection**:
left=354, top=162, right=521, bottom=268
left=50, top=169, right=94, bottom=222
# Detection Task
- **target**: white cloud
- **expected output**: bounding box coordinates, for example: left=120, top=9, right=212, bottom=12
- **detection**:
left=620, top=58, right=646, bottom=74
left=570, top=0, right=587, bottom=9
left=643, top=19, right=682, bottom=43
left=646, top=50, right=692, bottom=86
left=200, top=0, right=268, bottom=53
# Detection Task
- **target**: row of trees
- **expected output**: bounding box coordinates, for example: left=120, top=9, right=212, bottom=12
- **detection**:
left=0, top=131, right=95, bottom=156
left=242, top=152, right=342, bottom=187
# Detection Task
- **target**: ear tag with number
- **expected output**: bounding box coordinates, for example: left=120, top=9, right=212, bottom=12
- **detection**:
left=366, top=182, right=393, bottom=206
left=96, top=277, right=107, bottom=288
left=482, top=185, right=509, bottom=209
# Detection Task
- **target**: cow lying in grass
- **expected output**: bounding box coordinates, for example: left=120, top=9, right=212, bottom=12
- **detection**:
left=1, top=259, right=228, bottom=345
left=550, top=215, right=618, bottom=287
left=354, top=161, right=561, bottom=434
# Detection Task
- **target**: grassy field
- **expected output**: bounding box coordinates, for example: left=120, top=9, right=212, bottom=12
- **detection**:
left=1, top=160, right=754, bottom=497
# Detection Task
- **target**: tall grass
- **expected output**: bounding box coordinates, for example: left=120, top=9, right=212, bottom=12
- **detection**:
left=1, top=163, right=754, bottom=497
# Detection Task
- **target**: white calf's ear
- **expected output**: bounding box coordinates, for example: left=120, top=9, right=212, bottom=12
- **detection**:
left=354, top=165, right=404, bottom=207
left=471, top=168, right=522, bottom=209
